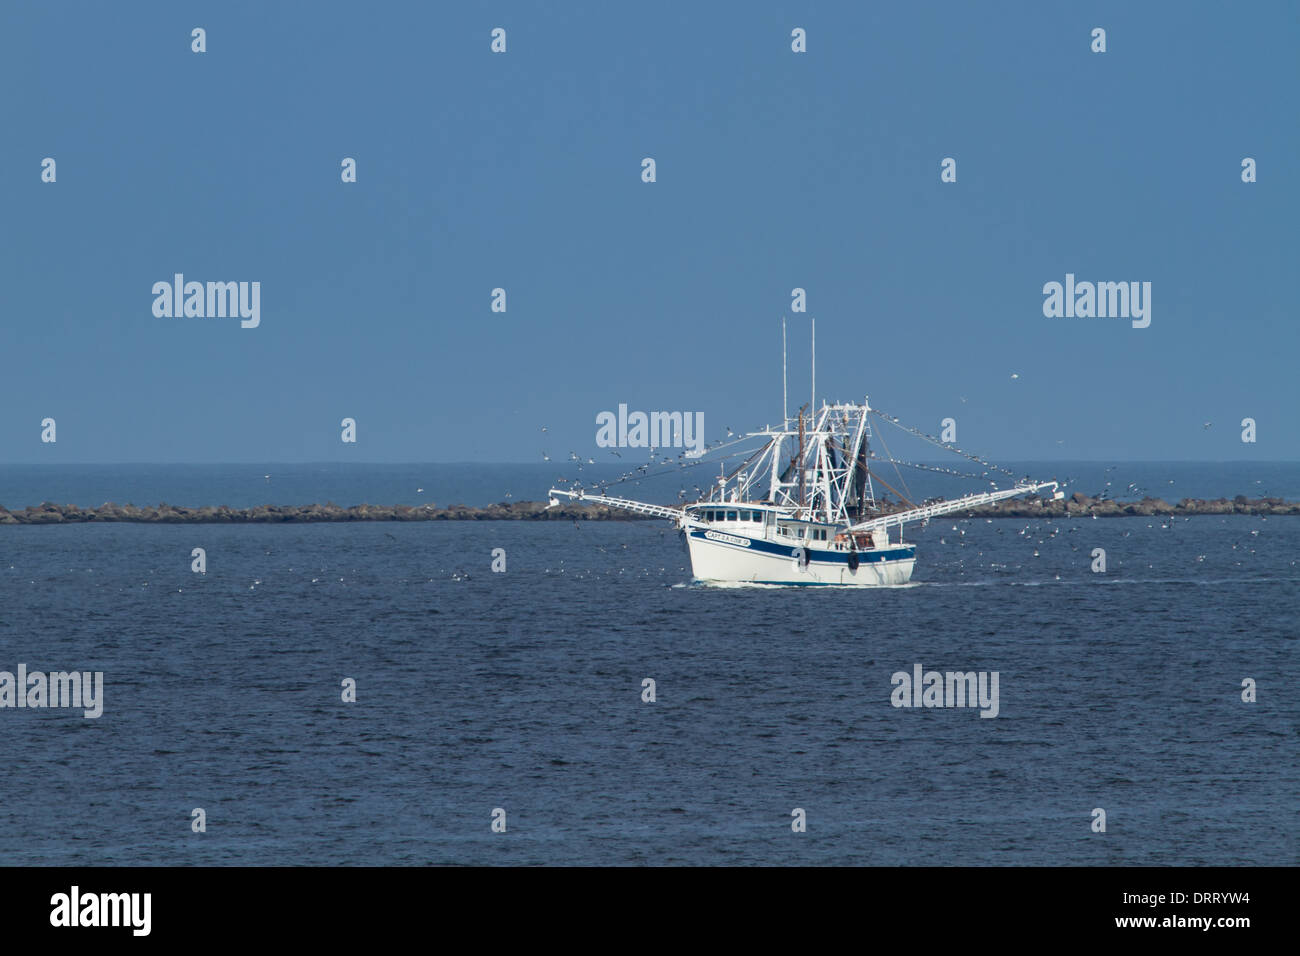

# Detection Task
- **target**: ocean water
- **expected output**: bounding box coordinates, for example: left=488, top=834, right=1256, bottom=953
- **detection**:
left=0, top=460, right=1298, bottom=510
left=0, top=508, right=1295, bottom=865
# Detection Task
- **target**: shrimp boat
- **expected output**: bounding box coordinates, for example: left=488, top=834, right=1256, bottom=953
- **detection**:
left=548, top=324, right=1062, bottom=586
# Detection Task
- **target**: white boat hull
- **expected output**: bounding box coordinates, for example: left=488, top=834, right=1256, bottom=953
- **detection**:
left=685, top=528, right=916, bottom=586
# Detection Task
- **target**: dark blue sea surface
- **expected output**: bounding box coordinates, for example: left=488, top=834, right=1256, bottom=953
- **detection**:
left=0, top=512, right=1295, bottom=865
left=0, top=460, right=1297, bottom=510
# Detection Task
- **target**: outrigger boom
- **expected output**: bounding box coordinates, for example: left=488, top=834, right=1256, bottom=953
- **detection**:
left=845, top=481, right=1061, bottom=535
left=547, top=480, right=1062, bottom=534
left=547, top=490, right=685, bottom=522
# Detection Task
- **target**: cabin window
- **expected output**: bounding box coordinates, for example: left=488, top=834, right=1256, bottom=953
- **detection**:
left=727, top=511, right=737, bottom=521
left=740, top=510, right=750, bottom=521
left=752, top=512, right=762, bottom=522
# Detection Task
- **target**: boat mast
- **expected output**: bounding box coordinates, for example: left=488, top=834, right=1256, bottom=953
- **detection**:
left=782, top=318, right=788, bottom=426
left=797, top=407, right=806, bottom=509
left=810, top=317, right=815, bottom=416
left=809, top=318, right=816, bottom=518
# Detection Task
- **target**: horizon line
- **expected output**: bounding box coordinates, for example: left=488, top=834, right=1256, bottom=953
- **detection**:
left=0, top=459, right=1296, bottom=467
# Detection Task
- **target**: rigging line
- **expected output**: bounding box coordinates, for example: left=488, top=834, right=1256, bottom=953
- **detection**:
left=869, top=420, right=915, bottom=503
left=591, top=446, right=764, bottom=493
left=722, top=442, right=769, bottom=486
left=863, top=466, right=916, bottom=510
left=597, top=430, right=773, bottom=493
left=595, top=434, right=768, bottom=487
left=870, top=457, right=998, bottom=484
left=869, top=408, right=1019, bottom=480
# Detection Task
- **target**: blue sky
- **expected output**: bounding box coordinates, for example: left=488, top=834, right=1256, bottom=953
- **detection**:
left=1, top=1, right=1296, bottom=463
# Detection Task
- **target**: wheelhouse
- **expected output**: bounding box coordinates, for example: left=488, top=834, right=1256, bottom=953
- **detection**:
left=684, top=502, right=887, bottom=550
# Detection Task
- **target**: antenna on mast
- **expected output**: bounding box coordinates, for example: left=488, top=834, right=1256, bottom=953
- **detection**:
left=811, top=317, right=816, bottom=413
left=782, top=318, right=788, bottom=426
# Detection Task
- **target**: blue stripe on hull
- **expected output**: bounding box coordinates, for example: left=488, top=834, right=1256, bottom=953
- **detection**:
left=688, top=529, right=915, bottom=565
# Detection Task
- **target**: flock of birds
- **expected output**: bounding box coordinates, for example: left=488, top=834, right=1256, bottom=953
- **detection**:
left=534, top=404, right=1271, bottom=505
left=541, top=422, right=754, bottom=499
left=251, top=395, right=1264, bottom=510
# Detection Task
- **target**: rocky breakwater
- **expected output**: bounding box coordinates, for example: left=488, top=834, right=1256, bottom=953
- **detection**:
left=0, top=494, right=1296, bottom=525
left=0, top=500, right=636, bottom=524
left=955, top=492, right=1300, bottom=519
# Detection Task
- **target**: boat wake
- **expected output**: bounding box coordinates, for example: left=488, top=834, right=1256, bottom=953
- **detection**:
left=687, top=579, right=923, bottom=590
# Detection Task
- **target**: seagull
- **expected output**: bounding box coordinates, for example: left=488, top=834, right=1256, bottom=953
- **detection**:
left=542, top=452, right=550, bottom=461
left=610, top=450, right=621, bottom=458
left=1010, top=373, right=1019, bottom=380
left=417, top=487, right=424, bottom=493
left=541, top=426, right=547, bottom=432
left=1203, top=422, right=1212, bottom=429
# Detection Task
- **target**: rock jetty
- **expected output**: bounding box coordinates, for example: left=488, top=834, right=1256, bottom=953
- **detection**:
left=0, top=494, right=1296, bottom=525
